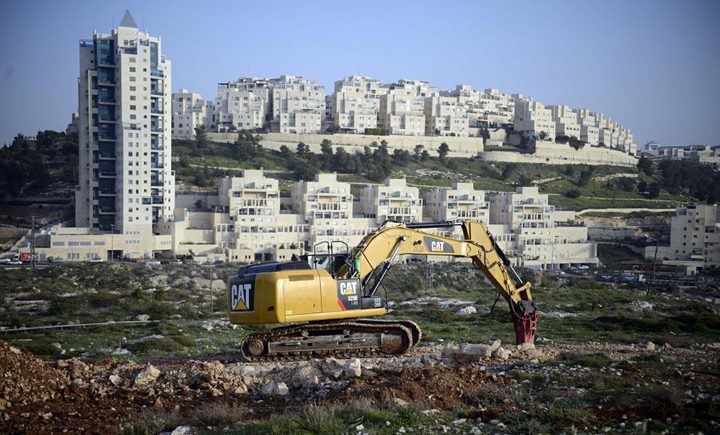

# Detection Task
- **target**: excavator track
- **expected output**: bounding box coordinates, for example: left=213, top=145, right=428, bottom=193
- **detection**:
left=239, top=319, right=416, bottom=362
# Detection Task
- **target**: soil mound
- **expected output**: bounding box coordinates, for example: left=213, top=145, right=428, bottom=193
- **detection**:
left=0, top=341, right=67, bottom=406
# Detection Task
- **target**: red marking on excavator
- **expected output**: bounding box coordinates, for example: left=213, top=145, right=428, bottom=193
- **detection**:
left=512, top=312, right=538, bottom=344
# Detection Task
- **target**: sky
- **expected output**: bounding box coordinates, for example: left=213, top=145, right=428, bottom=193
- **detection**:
left=0, top=0, right=718, bottom=147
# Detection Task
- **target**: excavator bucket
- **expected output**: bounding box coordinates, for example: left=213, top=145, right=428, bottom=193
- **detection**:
left=512, top=311, right=538, bottom=344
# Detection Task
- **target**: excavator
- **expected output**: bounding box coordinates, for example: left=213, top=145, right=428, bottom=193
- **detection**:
left=227, top=220, right=538, bottom=361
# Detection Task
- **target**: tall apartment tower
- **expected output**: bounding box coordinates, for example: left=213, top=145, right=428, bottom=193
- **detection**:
left=75, top=11, right=174, bottom=234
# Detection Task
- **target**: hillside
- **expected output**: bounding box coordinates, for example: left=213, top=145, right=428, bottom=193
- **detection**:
left=173, top=135, right=694, bottom=209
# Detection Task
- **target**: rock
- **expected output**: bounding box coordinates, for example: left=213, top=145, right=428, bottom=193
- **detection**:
left=109, top=374, right=122, bottom=386
left=135, top=364, right=161, bottom=387
left=170, top=426, right=192, bottom=435
left=135, top=314, right=150, bottom=322
left=421, top=409, right=440, bottom=416
left=273, top=382, right=289, bottom=396
left=452, top=418, right=467, bottom=425
left=111, top=348, right=131, bottom=356
left=291, top=364, right=321, bottom=388
left=456, top=306, right=477, bottom=316
left=455, top=343, right=491, bottom=362
left=343, top=358, right=362, bottom=378
left=355, top=424, right=365, bottom=432
left=233, top=384, right=248, bottom=395
left=9, top=346, right=20, bottom=354
left=393, top=398, right=409, bottom=407
left=321, top=357, right=343, bottom=375
left=646, top=342, right=656, bottom=351
left=488, top=339, right=502, bottom=353
left=0, top=399, right=6, bottom=411
left=517, top=342, right=541, bottom=359
left=493, top=347, right=512, bottom=361
left=260, top=382, right=289, bottom=397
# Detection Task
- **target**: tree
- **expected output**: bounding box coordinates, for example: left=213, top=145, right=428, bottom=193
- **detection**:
left=420, top=150, right=430, bottom=161
left=568, top=136, right=585, bottom=150
left=565, top=189, right=581, bottom=198
left=616, top=177, right=636, bottom=192
left=414, top=144, right=424, bottom=160
left=537, top=131, right=548, bottom=141
left=231, top=130, right=263, bottom=160
left=392, top=149, right=411, bottom=166
left=194, top=127, right=209, bottom=149
left=637, top=156, right=654, bottom=176
left=296, top=142, right=310, bottom=156
left=320, top=139, right=333, bottom=166
left=279, top=145, right=291, bottom=156
left=637, top=180, right=648, bottom=194
left=647, top=182, right=661, bottom=199
left=438, top=142, right=450, bottom=161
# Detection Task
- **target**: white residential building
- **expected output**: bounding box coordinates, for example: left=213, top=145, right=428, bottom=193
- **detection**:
left=359, top=178, right=423, bottom=224
left=330, top=76, right=386, bottom=133
left=424, top=96, right=469, bottom=136
left=214, top=78, right=271, bottom=132
left=646, top=204, right=720, bottom=274
left=513, top=97, right=556, bottom=141
left=291, top=173, right=374, bottom=250
left=424, top=182, right=489, bottom=240
left=172, top=89, right=213, bottom=139
left=379, top=79, right=438, bottom=136
left=489, top=186, right=598, bottom=269
left=270, top=75, right=325, bottom=134
left=550, top=105, right=581, bottom=140
left=75, top=10, right=174, bottom=235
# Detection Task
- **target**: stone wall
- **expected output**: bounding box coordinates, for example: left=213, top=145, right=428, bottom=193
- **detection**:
left=207, top=132, right=637, bottom=166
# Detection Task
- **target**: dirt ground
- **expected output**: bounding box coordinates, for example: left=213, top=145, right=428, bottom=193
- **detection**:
left=1, top=338, right=719, bottom=434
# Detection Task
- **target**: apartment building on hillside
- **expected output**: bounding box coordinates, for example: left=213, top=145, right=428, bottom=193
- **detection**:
left=172, top=89, right=213, bottom=139
left=359, top=178, right=423, bottom=224
left=270, top=75, right=325, bottom=134
left=645, top=204, right=720, bottom=275
left=329, top=76, right=387, bottom=133
left=513, top=98, right=556, bottom=141
left=213, top=78, right=271, bottom=132
left=379, top=79, right=438, bottom=136
left=490, top=186, right=597, bottom=269
left=424, top=96, right=469, bottom=137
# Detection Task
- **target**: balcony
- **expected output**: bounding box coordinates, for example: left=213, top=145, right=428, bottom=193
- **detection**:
left=150, top=126, right=163, bottom=133
left=97, top=78, right=115, bottom=86
left=99, top=171, right=117, bottom=178
left=98, top=153, right=115, bottom=160
left=98, top=132, right=116, bottom=141
left=151, top=144, right=164, bottom=151
left=98, top=207, right=116, bottom=214
left=151, top=162, right=163, bottom=169
left=150, top=89, right=163, bottom=96
left=151, top=180, right=163, bottom=187
left=98, top=97, right=116, bottom=104
left=152, top=196, right=164, bottom=204
left=98, top=189, right=116, bottom=196
left=151, top=107, right=163, bottom=114
left=151, top=69, right=163, bottom=78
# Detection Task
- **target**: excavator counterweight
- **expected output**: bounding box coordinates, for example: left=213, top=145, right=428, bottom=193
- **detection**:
left=227, top=220, right=537, bottom=361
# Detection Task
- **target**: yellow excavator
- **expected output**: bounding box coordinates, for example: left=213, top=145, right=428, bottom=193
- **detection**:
left=227, top=221, right=538, bottom=361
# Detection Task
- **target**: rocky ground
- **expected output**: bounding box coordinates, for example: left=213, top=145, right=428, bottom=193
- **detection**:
left=1, top=337, right=719, bottom=434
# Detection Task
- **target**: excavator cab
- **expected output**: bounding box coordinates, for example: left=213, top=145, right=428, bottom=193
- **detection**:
left=306, top=241, right=353, bottom=278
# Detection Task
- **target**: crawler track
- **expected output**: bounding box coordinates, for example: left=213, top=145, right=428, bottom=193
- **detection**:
left=239, top=319, right=420, bottom=362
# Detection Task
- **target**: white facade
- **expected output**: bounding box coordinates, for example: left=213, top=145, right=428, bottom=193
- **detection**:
left=550, top=105, right=581, bottom=139
left=646, top=205, right=720, bottom=274
left=424, top=96, right=469, bottom=136
left=359, top=178, right=423, bottom=224
left=270, top=75, right=325, bottom=134
left=379, top=79, right=438, bottom=136
left=291, top=173, right=374, bottom=249
left=513, top=97, right=556, bottom=141
left=172, top=89, right=213, bottom=139
left=75, top=10, right=174, bottom=236
left=424, top=182, right=489, bottom=240
left=489, top=187, right=597, bottom=269
left=214, top=78, right=271, bottom=132
left=330, top=76, right=386, bottom=133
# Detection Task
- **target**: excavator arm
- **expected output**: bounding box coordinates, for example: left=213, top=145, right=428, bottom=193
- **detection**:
left=339, top=220, right=538, bottom=344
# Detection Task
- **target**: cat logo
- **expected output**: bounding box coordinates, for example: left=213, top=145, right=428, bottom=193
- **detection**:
left=431, top=241, right=445, bottom=252
left=231, top=283, right=253, bottom=311
left=339, top=281, right=357, bottom=296
left=423, top=236, right=454, bottom=253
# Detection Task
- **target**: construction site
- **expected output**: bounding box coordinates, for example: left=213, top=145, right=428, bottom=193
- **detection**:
left=1, top=254, right=718, bottom=434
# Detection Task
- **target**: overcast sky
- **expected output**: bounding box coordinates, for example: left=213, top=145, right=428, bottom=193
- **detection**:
left=1, top=0, right=718, bottom=147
